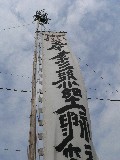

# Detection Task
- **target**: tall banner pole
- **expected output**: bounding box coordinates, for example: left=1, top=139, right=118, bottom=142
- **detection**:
left=28, top=19, right=39, bottom=160
left=28, top=10, right=51, bottom=160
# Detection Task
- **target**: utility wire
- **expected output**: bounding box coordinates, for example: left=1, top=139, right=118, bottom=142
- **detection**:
left=0, top=22, right=34, bottom=79
left=78, top=57, right=119, bottom=93
left=1, top=87, right=119, bottom=102
left=0, top=87, right=31, bottom=93
left=88, top=87, right=113, bottom=94
left=0, top=70, right=31, bottom=79
left=0, top=23, right=32, bottom=32
left=0, top=147, right=22, bottom=152
left=87, top=97, right=120, bottom=102
left=3, top=148, right=21, bottom=152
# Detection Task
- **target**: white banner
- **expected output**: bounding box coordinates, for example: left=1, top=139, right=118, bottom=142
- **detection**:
left=41, top=31, right=98, bottom=160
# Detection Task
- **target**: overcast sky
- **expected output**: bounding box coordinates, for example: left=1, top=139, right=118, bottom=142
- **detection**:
left=0, top=0, right=120, bottom=160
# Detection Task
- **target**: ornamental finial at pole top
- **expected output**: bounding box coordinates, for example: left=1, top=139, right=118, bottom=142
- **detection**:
left=33, top=9, right=51, bottom=25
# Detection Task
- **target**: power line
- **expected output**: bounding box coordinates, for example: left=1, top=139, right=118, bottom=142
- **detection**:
left=78, top=57, right=119, bottom=93
left=3, top=148, right=21, bottom=152
left=0, top=146, right=22, bottom=152
left=0, top=70, right=31, bottom=79
left=87, top=97, right=120, bottom=102
left=0, top=87, right=31, bottom=93
left=1, top=87, right=119, bottom=102
left=0, top=23, right=32, bottom=32
left=88, top=87, right=114, bottom=94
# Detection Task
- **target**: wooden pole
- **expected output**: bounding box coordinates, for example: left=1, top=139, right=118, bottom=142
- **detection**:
left=28, top=10, right=50, bottom=159
left=28, top=20, right=39, bottom=160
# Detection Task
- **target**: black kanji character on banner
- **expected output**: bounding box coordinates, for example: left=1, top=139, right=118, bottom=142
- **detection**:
left=58, top=60, right=70, bottom=69
left=63, top=143, right=81, bottom=160
left=54, top=105, right=86, bottom=152
left=56, top=35, right=62, bottom=42
left=50, top=50, right=79, bottom=89
left=50, top=34, right=55, bottom=37
left=44, top=34, right=49, bottom=41
left=59, top=111, right=79, bottom=137
left=55, top=111, right=74, bottom=152
left=54, top=103, right=86, bottom=116
left=52, top=69, right=79, bottom=89
left=47, top=39, right=67, bottom=51
left=66, top=68, right=78, bottom=81
left=52, top=68, right=79, bottom=88
left=84, top=144, right=93, bottom=160
left=54, top=70, right=66, bottom=89
left=62, top=88, right=82, bottom=103
left=54, top=104, right=91, bottom=150
left=49, top=50, right=69, bottom=61
left=79, top=110, right=91, bottom=143
left=50, top=50, right=69, bottom=72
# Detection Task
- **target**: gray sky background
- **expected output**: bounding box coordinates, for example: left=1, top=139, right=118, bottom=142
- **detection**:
left=0, top=0, right=120, bottom=160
